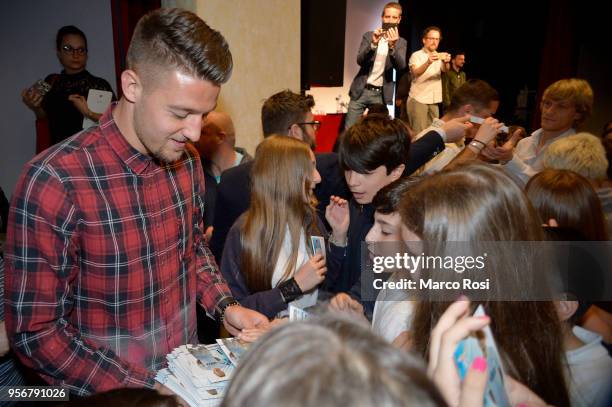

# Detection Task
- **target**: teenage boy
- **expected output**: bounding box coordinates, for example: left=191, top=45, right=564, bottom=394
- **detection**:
left=326, top=115, right=409, bottom=295
left=486, top=78, right=594, bottom=184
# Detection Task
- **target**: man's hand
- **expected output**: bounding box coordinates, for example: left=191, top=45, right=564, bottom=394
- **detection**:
left=223, top=305, right=269, bottom=337
left=472, top=117, right=503, bottom=146
left=428, top=52, right=440, bottom=63
left=372, top=28, right=384, bottom=46
left=439, top=52, right=451, bottom=63
left=329, top=293, right=364, bottom=315
left=441, top=114, right=472, bottom=143
left=481, top=127, right=523, bottom=162
left=481, top=144, right=513, bottom=162
left=237, top=317, right=288, bottom=343
left=385, top=27, right=399, bottom=48
left=325, top=195, right=349, bottom=243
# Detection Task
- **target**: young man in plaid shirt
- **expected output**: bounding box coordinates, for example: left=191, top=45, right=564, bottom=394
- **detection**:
left=4, top=8, right=268, bottom=396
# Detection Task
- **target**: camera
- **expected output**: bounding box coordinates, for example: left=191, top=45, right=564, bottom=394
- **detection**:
left=382, top=22, right=398, bottom=31
left=30, top=79, right=52, bottom=97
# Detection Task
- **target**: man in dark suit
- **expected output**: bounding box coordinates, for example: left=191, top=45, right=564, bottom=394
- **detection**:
left=209, top=90, right=351, bottom=261
left=345, top=2, right=407, bottom=129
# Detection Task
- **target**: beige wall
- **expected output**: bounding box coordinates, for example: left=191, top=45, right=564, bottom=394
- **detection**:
left=192, top=0, right=300, bottom=154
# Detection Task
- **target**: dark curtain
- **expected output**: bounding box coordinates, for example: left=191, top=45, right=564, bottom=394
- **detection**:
left=110, top=0, right=161, bottom=98
left=532, top=0, right=579, bottom=129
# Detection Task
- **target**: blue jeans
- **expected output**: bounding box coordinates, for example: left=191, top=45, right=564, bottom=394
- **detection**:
left=345, top=88, right=384, bottom=130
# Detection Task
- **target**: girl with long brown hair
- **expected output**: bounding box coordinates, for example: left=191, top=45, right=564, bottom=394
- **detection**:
left=399, top=162, right=571, bottom=406
left=526, top=168, right=608, bottom=240
left=220, top=136, right=346, bottom=319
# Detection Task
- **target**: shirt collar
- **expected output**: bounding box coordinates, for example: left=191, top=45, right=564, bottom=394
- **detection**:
left=530, top=127, right=576, bottom=146
left=99, top=102, right=156, bottom=175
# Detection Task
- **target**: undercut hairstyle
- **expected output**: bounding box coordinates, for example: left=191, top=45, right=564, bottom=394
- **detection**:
left=261, top=90, right=315, bottom=137
left=542, top=78, right=594, bottom=127
left=526, top=169, right=608, bottom=241
left=56, top=25, right=87, bottom=50
left=422, top=26, right=442, bottom=39
left=447, top=79, right=499, bottom=113
left=372, top=177, right=420, bottom=214
left=543, top=132, right=608, bottom=180
left=126, top=8, right=232, bottom=86
left=382, top=2, right=402, bottom=16
left=339, top=114, right=410, bottom=175
left=221, top=315, right=446, bottom=407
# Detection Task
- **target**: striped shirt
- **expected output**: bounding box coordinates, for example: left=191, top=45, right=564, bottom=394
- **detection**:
left=4, top=106, right=232, bottom=395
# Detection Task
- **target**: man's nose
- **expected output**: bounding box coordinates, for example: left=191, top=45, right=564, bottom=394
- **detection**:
left=184, top=115, right=203, bottom=143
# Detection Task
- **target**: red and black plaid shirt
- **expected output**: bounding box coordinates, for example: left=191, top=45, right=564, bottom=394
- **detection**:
left=4, top=106, right=232, bottom=395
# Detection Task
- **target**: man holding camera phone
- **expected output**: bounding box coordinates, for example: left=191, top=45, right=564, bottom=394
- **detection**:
left=345, top=2, right=407, bottom=129
left=407, top=26, right=451, bottom=134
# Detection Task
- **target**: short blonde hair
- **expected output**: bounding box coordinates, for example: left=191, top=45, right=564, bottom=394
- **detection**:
left=542, top=78, right=594, bottom=126
left=543, top=132, right=608, bottom=180
left=382, top=2, right=402, bottom=16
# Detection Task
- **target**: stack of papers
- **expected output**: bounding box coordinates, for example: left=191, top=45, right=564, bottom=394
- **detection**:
left=155, top=339, right=249, bottom=407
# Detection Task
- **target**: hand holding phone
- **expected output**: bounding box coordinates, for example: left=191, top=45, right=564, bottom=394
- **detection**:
left=382, top=22, right=398, bottom=31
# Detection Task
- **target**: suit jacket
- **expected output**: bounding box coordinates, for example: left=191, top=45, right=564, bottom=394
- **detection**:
left=349, top=31, right=407, bottom=105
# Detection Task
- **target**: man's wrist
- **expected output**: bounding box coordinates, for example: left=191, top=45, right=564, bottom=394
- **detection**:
left=329, top=233, right=348, bottom=247
left=468, top=140, right=485, bottom=153
left=217, top=297, right=239, bottom=322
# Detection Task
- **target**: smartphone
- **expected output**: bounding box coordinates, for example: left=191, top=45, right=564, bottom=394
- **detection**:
left=382, top=22, right=398, bottom=31
left=30, top=79, right=52, bottom=97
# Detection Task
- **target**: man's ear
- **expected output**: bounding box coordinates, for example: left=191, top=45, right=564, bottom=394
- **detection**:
left=288, top=124, right=304, bottom=141
left=216, top=131, right=227, bottom=145
left=459, top=104, right=473, bottom=116
left=121, top=69, right=142, bottom=103
left=556, top=300, right=579, bottom=322
left=389, top=164, right=405, bottom=181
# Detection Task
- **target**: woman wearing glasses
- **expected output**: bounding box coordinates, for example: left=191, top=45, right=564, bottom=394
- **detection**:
left=21, top=25, right=115, bottom=147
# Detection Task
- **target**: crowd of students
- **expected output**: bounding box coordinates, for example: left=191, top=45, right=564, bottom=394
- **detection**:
left=2, top=5, right=611, bottom=407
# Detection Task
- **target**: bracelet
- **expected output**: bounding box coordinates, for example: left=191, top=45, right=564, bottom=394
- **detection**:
left=278, top=278, right=303, bottom=303
left=328, top=234, right=348, bottom=247
left=471, top=139, right=487, bottom=148
left=218, top=298, right=239, bottom=323
left=469, top=141, right=484, bottom=152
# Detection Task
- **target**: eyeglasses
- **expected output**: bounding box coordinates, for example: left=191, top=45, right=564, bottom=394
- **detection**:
left=296, top=121, right=321, bottom=131
left=425, top=37, right=440, bottom=41
left=61, top=45, right=87, bottom=55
